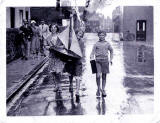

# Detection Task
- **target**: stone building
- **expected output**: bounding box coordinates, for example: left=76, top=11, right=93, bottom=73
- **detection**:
left=123, top=6, right=153, bottom=43
left=112, top=6, right=153, bottom=43
left=120, top=6, right=154, bottom=76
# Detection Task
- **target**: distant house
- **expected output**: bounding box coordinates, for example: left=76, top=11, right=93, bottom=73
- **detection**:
left=104, top=17, right=113, bottom=32
left=112, top=6, right=123, bottom=33
left=6, top=7, right=31, bottom=28
left=85, top=20, right=100, bottom=32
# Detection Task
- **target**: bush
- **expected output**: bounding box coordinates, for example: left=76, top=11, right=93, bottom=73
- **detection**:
left=6, top=28, right=22, bottom=63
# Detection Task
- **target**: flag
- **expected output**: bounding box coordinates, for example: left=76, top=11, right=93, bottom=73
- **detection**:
left=57, top=25, right=82, bottom=58
left=58, top=26, right=69, bottom=49
left=70, top=26, right=82, bottom=57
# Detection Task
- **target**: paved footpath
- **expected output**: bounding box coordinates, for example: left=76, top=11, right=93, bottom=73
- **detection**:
left=7, top=33, right=154, bottom=116
left=7, top=55, right=45, bottom=98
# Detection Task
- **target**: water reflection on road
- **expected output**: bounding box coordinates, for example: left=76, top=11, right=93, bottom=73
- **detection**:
left=82, top=33, right=153, bottom=115
left=7, top=33, right=154, bottom=116
left=82, top=33, right=128, bottom=115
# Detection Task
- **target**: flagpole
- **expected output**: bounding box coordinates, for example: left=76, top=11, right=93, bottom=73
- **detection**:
left=68, top=10, right=73, bottom=50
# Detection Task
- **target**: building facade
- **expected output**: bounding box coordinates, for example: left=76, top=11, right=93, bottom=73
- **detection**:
left=112, top=6, right=153, bottom=43
left=85, top=13, right=100, bottom=32
left=105, top=16, right=113, bottom=32
left=85, top=12, right=112, bottom=33
left=121, top=6, right=154, bottom=76
left=112, top=6, right=123, bottom=33
left=6, top=7, right=31, bottom=28
left=123, top=6, right=153, bottom=43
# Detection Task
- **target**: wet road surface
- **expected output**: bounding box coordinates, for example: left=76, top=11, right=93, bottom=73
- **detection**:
left=7, top=33, right=154, bottom=116
left=7, top=55, right=45, bottom=98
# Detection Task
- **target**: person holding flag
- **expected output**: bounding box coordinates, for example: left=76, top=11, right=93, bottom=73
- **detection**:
left=44, top=23, right=65, bottom=92
left=66, top=29, right=85, bottom=102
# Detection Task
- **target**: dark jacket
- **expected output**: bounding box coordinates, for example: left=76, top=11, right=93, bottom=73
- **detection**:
left=19, top=25, right=33, bottom=41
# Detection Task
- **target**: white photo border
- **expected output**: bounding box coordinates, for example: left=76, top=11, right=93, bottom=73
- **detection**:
left=0, top=0, right=160, bottom=123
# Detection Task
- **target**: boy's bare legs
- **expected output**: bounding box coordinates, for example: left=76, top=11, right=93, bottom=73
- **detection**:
left=75, top=76, right=80, bottom=95
left=102, top=73, right=107, bottom=97
left=75, top=76, right=81, bottom=102
left=69, top=75, right=73, bottom=92
left=53, top=72, right=61, bottom=92
left=102, top=73, right=106, bottom=90
left=96, top=73, right=101, bottom=96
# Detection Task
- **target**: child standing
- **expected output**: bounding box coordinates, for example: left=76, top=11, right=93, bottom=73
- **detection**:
left=90, top=30, right=113, bottom=97
left=66, top=30, right=85, bottom=102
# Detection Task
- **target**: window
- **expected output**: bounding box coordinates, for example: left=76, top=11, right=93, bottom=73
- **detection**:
left=10, top=7, right=15, bottom=28
left=137, top=45, right=146, bottom=63
left=19, top=10, right=23, bottom=26
left=136, top=20, right=146, bottom=41
left=137, top=22, right=139, bottom=31
left=26, top=11, right=28, bottom=21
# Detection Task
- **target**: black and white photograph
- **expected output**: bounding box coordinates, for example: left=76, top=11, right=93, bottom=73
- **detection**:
left=0, top=0, right=160, bottom=122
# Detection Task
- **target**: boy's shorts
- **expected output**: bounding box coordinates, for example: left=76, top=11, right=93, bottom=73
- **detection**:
left=96, top=59, right=109, bottom=74
left=64, top=59, right=82, bottom=76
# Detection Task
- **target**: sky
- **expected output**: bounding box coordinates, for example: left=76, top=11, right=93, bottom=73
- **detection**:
left=96, top=0, right=124, bottom=18
left=69, top=0, right=119, bottom=19
left=96, top=5, right=116, bottom=18
left=69, top=0, right=157, bottom=19
left=96, top=0, right=157, bottom=18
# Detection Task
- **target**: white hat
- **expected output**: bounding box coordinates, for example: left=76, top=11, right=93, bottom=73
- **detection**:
left=31, top=20, right=36, bottom=24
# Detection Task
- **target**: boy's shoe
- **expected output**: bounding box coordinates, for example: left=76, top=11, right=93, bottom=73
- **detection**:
left=24, top=57, right=28, bottom=60
left=21, top=56, right=25, bottom=60
left=53, top=87, right=58, bottom=92
left=101, top=90, right=107, bottom=97
left=96, top=90, right=100, bottom=97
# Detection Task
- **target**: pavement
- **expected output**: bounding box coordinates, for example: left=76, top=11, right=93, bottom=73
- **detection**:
left=7, top=55, right=46, bottom=99
left=7, top=33, right=154, bottom=116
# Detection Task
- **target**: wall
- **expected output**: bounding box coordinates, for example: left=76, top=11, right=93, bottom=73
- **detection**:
left=123, top=42, right=154, bottom=75
left=122, top=6, right=154, bottom=76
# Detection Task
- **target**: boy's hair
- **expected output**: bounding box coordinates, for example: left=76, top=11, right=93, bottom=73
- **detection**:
left=75, top=30, right=84, bottom=38
left=97, top=30, right=106, bottom=36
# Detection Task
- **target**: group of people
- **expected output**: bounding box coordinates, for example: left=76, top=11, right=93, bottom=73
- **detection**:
left=19, top=19, right=49, bottom=60
left=44, top=23, right=86, bottom=102
left=19, top=19, right=114, bottom=102
left=45, top=26, right=113, bottom=102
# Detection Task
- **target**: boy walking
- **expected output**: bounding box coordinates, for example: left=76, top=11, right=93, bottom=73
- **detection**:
left=90, top=31, right=113, bottom=97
